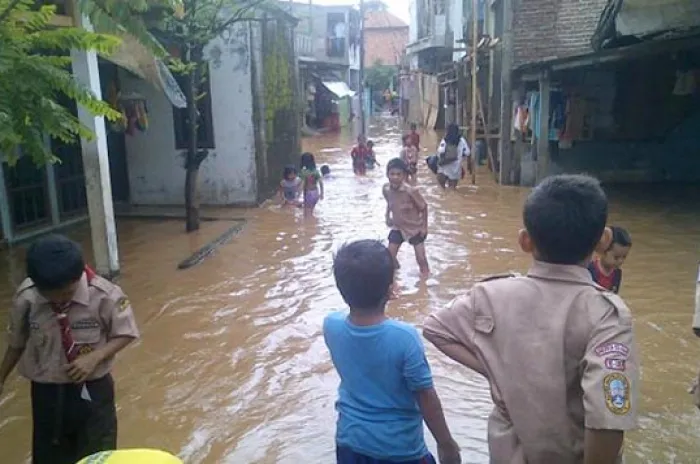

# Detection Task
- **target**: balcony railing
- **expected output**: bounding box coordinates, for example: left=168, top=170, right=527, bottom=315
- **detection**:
left=295, top=33, right=314, bottom=57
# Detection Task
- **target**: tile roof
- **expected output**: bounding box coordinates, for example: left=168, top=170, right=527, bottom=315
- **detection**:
left=513, top=0, right=609, bottom=67
left=364, top=10, right=408, bottom=29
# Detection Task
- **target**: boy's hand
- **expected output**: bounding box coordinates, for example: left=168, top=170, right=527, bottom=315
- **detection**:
left=437, top=438, right=461, bottom=464
left=66, top=351, right=102, bottom=383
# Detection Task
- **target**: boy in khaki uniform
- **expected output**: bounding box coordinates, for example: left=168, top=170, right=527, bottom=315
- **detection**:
left=423, top=174, right=639, bottom=463
left=0, top=234, right=140, bottom=464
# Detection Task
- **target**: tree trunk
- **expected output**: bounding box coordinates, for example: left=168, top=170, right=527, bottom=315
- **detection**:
left=184, top=49, right=201, bottom=233
left=184, top=166, right=200, bottom=232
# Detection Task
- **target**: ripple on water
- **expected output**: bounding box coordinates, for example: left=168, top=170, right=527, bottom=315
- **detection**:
left=0, top=117, right=699, bottom=463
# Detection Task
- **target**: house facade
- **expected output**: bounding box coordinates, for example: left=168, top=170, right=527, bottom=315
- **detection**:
left=363, top=9, right=409, bottom=68
left=401, top=0, right=700, bottom=185
left=283, top=2, right=361, bottom=130
left=0, top=4, right=300, bottom=255
left=505, top=0, right=700, bottom=186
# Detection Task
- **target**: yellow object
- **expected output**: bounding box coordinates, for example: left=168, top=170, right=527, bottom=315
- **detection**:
left=76, top=449, right=183, bottom=464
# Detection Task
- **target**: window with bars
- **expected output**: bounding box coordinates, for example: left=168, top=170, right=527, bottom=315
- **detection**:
left=53, top=140, right=88, bottom=218
left=4, top=158, right=50, bottom=231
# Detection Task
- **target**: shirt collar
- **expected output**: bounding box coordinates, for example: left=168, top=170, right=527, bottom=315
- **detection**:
left=35, top=272, right=90, bottom=307
left=527, top=260, right=595, bottom=286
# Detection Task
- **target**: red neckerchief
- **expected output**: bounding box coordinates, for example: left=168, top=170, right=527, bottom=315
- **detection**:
left=51, top=266, right=96, bottom=363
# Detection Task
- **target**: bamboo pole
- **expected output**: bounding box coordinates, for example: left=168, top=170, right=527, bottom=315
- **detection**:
left=358, top=0, right=366, bottom=136
left=469, top=0, right=478, bottom=184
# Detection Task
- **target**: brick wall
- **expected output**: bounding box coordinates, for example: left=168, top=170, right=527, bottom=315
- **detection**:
left=513, top=0, right=609, bottom=67
left=364, top=28, right=409, bottom=67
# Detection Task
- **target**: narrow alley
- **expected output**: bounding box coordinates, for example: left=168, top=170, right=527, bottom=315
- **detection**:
left=1, top=118, right=700, bottom=463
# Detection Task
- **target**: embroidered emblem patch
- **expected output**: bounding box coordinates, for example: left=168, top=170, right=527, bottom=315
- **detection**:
left=117, top=297, right=130, bottom=313
left=595, top=342, right=629, bottom=358
left=604, top=373, right=631, bottom=415
left=604, top=358, right=626, bottom=371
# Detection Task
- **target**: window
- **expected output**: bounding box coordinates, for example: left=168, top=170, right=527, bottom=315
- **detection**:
left=4, top=156, right=50, bottom=231
left=173, top=67, right=215, bottom=150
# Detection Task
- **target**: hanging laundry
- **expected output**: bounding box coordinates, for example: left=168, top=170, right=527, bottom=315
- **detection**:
left=529, top=90, right=565, bottom=142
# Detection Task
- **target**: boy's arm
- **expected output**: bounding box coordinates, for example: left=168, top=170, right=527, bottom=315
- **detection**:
left=423, top=292, right=485, bottom=375
left=581, top=294, right=638, bottom=464
left=318, top=176, right=324, bottom=199
left=383, top=185, right=392, bottom=225
left=409, top=187, right=428, bottom=232
left=416, top=388, right=460, bottom=463
left=69, top=289, right=140, bottom=383
left=404, top=332, right=459, bottom=463
left=0, top=294, right=31, bottom=393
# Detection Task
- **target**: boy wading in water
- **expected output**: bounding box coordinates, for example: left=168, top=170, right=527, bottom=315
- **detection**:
left=0, top=235, right=139, bottom=464
left=383, top=158, right=429, bottom=275
left=588, top=226, right=631, bottom=294
left=424, top=175, right=639, bottom=464
left=324, top=240, right=460, bottom=464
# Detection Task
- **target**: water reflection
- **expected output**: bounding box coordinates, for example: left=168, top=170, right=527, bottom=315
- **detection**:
left=0, top=116, right=699, bottom=463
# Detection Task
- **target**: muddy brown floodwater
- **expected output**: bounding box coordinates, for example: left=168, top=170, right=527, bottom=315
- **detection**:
left=1, top=116, right=700, bottom=463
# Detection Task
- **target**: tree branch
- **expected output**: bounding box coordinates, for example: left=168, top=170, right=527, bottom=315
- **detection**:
left=212, top=0, right=268, bottom=36
left=0, top=0, right=23, bottom=24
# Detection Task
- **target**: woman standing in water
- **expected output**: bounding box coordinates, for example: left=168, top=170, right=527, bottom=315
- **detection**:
left=436, top=124, right=470, bottom=189
left=300, top=152, right=324, bottom=214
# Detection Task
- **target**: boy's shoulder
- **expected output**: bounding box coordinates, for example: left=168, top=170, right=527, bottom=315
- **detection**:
left=14, top=277, right=38, bottom=303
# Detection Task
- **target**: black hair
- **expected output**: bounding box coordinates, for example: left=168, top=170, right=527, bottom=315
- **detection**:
left=333, top=240, right=395, bottom=312
left=300, top=152, right=316, bottom=171
left=320, top=165, right=330, bottom=175
left=410, top=123, right=417, bottom=130
left=283, top=165, right=297, bottom=179
left=444, top=123, right=461, bottom=146
left=26, top=234, right=85, bottom=291
left=367, top=140, right=374, bottom=146
left=523, top=174, right=608, bottom=265
left=609, top=226, right=632, bottom=248
left=386, top=157, right=409, bottom=175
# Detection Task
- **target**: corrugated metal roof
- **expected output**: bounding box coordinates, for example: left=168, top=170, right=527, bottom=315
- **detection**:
left=592, top=0, right=700, bottom=49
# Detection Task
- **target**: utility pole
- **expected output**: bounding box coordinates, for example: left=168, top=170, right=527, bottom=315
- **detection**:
left=469, top=0, right=478, bottom=184
left=358, top=0, right=366, bottom=136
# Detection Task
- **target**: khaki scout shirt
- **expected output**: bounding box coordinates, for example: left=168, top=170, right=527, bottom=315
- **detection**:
left=6, top=272, right=140, bottom=384
left=423, top=261, right=639, bottom=463
left=383, top=182, right=427, bottom=240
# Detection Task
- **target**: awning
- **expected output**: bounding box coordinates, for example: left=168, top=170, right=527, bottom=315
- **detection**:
left=321, top=81, right=356, bottom=99
left=99, top=34, right=186, bottom=108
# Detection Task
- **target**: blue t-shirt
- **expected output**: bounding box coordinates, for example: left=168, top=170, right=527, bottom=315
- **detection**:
left=323, top=311, right=433, bottom=461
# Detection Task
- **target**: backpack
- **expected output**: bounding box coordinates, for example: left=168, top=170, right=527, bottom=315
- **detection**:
left=438, top=143, right=459, bottom=166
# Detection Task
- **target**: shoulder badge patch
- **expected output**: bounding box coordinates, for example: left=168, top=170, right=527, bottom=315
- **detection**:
left=117, top=297, right=130, bottom=313
left=604, top=373, right=631, bottom=415
left=595, top=342, right=629, bottom=358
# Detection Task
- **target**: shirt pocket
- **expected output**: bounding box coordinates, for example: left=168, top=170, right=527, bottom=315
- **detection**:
left=26, top=315, right=60, bottom=374
left=71, top=318, right=103, bottom=346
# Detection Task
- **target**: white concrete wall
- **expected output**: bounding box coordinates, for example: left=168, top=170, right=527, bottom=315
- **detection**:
left=408, top=0, right=418, bottom=43
left=121, top=23, right=257, bottom=206
left=450, top=0, right=466, bottom=61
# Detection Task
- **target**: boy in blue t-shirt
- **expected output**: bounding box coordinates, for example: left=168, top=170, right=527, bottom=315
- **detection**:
left=324, top=240, right=460, bottom=464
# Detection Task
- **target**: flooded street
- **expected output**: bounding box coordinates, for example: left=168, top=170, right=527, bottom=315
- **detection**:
left=1, top=117, right=700, bottom=463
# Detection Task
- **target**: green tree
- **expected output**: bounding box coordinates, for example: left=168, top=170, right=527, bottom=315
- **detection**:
left=364, top=59, right=396, bottom=92
left=152, top=0, right=267, bottom=233
left=0, top=0, right=122, bottom=166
